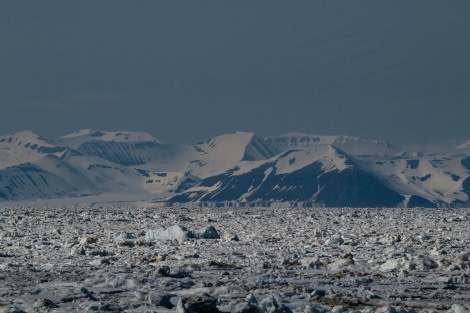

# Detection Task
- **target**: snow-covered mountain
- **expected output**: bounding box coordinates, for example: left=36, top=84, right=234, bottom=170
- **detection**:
left=1, top=129, right=470, bottom=208
left=58, top=129, right=162, bottom=148
left=264, top=133, right=396, bottom=156
left=0, top=131, right=67, bottom=169
left=171, top=146, right=404, bottom=208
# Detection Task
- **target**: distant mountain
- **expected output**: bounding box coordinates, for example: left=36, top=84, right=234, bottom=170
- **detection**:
left=0, top=131, right=67, bottom=169
left=188, top=131, right=280, bottom=178
left=264, top=133, right=396, bottom=156
left=171, top=146, right=404, bottom=208
left=1, top=129, right=470, bottom=208
left=58, top=129, right=162, bottom=147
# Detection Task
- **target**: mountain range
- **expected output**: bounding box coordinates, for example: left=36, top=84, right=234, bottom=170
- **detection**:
left=1, top=129, right=470, bottom=208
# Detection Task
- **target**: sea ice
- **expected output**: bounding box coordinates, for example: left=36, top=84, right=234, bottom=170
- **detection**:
left=1, top=206, right=469, bottom=312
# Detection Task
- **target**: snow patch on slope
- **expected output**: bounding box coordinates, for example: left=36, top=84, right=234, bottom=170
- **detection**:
left=238, top=166, right=274, bottom=202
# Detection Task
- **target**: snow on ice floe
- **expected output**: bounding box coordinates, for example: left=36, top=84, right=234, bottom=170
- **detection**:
left=1, top=206, right=470, bottom=312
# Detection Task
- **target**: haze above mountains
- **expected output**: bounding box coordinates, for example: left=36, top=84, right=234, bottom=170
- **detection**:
left=1, top=129, right=470, bottom=208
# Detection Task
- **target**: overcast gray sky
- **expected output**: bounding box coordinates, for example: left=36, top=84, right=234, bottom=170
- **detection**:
left=1, top=1, right=469, bottom=145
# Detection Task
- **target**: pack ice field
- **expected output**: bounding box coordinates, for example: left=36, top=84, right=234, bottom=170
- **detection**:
left=0, top=206, right=469, bottom=313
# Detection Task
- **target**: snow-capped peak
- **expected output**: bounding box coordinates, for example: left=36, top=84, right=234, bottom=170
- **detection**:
left=0, top=130, right=53, bottom=146
left=187, top=131, right=280, bottom=178
left=0, top=131, right=62, bottom=169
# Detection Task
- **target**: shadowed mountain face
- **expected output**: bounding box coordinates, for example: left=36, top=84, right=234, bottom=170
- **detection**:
left=0, top=129, right=469, bottom=208
left=315, top=167, right=404, bottom=208
left=170, top=149, right=404, bottom=208
left=76, top=141, right=161, bottom=166
left=0, top=163, right=77, bottom=200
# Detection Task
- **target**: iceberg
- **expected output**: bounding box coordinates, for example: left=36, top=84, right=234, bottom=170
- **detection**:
left=145, top=225, right=220, bottom=240
left=198, top=225, right=220, bottom=239
left=109, top=232, right=136, bottom=241
left=145, top=225, right=195, bottom=241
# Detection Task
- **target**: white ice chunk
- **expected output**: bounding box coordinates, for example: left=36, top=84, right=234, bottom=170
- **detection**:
left=146, top=225, right=195, bottom=241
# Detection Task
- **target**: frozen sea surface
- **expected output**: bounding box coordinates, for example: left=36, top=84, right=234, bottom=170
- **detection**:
left=0, top=206, right=469, bottom=312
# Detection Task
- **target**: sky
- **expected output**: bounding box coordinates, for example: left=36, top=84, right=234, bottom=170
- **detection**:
left=1, top=1, right=469, bottom=146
